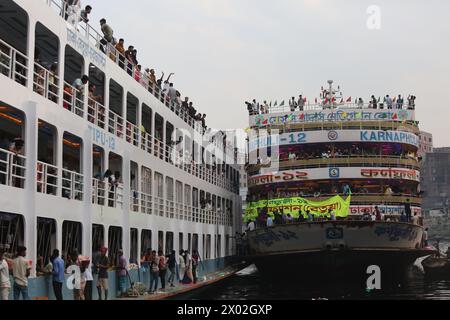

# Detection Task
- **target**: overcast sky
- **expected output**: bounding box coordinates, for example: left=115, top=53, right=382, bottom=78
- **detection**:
left=87, top=0, right=450, bottom=147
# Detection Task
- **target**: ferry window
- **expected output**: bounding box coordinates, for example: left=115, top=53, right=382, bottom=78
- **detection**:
left=178, top=233, right=184, bottom=252
left=176, top=180, right=183, bottom=206
left=126, top=92, right=139, bottom=125
left=141, top=230, right=152, bottom=257
left=108, top=226, right=123, bottom=266
left=109, top=79, right=123, bottom=116
left=154, top=172, right=164, bottom=215
left=184, top=136, right=192, bottom=160
left=62, top=221, right=83, bottom=260
left=36, top=217, right=56, bottom=275
left=92, top=224, right=105, bottom=254
left=205, top=235, right=211, bottom=260
left=214, top=235, right=217, bottom=259
left=62, top=132, right=82, bottom=174
left=154, top=113, right=164, bottom=141
left=130, top=161, right=139, bottom=211
left=166, top=122, right=174, bottom=146
left=141, top=166, right=152, bottom=214
left=0, top=212, right=24, bottom=256
left=200, top=190, right=206, bottom=209
left=92, top=145, right=104, bottom=179
left=64, top=45, right=84, bottom=86
left=225, top=235, right=230, bottom=257
left=188, top=234, right=192, bottom=253
left=184, top=185, right=191, bottom=208
left=107, top=152, right=123, bottom=207
left=0, top=103, right=25, bottom=154
left=34, top=23, right=60, bottom=102
left=88, top=63, right=105, bottom=103
left=192, top=234, right=199, bottom=252
left=217, top=235, right=222, bottom=259
left=193, top=142, right=199, bottom=164
left=0, top=0, right=28, bottom=55
left=165, top=232, right=174, bottom=255
left=37, top=121, right=57, bottom=194
left=158, top=231, right=164, bottom=253
left=166, top=176, right=174, bottom=218
left=141, top=104, right=152, bottom=134
left=202, top=235, right=205, bottom=258
left=130, top=228, right=138, bottom=264
left=192, top=188, right=198, bottom=208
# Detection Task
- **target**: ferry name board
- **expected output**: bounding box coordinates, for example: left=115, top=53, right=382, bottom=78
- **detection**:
left=249, top=130, right=419, bottom=151
left=250, top=109, right=415, bottom=127
left=249, top=167, right=420, bottom=187
left=67, top=28, right=106, bottom=69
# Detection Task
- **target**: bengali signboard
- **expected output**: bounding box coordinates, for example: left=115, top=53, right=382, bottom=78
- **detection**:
left=249, top=130, right=419, bottom=151
left=249, top=167, right=420, bottom=187
left=244, top=195, right=352, bottom=222
left=350, top=205, right=422, bottom=216
left=250, top=109, right=415, bottom=127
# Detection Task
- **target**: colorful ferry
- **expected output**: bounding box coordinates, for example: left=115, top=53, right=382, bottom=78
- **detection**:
left=245, top=81, right=431, bottom=279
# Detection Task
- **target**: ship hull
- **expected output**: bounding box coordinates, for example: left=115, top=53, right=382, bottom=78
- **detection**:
left=247, top=222, right=432, bottom=282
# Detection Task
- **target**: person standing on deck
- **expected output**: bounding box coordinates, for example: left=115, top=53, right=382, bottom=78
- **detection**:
left=12, top=246, right=31, bottom=300
left=182, top=251, right=193, bottom=284
left=96, top=247, right=109, bottom=300
left=167, top=250, right=177, bottom=288
left=149, top=251, right=160, bottom=293
left=192, top=250, right=201, bottom=284
left=177, top=250, right=186, bottom=284
left=158, top=250, right=168, bottom=291
left=51, top=249, right=64, bottom=300
left=405, top=199, right=412, bottom=222
left=117, top=249, right=127, bottom=298
left=0, top=250, right=11, bottom=300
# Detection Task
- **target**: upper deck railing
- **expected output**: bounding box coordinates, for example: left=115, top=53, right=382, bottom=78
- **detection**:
left=44, top=0, right=213, bottom=137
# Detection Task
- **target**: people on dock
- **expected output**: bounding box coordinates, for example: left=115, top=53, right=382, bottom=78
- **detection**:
left=158, top=250, right=168, bottom=291
left=0, top=249, right=10, bottom=300
left=167, top=250, right=177, bottom=288
left=192, top=250, right=201, bottom=284
left=51, top=249, right=64, bottom=300
left=96, top=246, right=109, bottom=300
left=181, top=251, right=194, bottom=285
left=149, top=250, right=160, bottom=293
left=117, top=249, right=127, bottom=298
left=12, top=246, right=31, bottom=300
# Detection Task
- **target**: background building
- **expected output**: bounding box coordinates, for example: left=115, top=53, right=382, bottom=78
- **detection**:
left=422, top=148, right=450, bottom=220
left=419, top=131, right=434, bottom=158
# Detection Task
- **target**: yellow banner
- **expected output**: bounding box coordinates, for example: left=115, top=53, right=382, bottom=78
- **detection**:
left=244, top=196, right=351, bottom=222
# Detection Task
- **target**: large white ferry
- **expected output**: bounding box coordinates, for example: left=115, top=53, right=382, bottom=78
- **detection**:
left=0, top=0, right=242, bottom=299
left=245, top=81, right=432, bottom=280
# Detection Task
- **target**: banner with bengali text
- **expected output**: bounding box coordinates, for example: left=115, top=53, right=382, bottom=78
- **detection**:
left=244, top=195, right=351, bottom=222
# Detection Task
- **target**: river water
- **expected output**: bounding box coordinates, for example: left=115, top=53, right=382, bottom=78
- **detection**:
left=177, top=245, right=450, bottom=300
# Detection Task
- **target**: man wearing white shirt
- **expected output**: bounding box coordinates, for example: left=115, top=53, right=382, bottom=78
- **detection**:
left=0, top=250, right=11, bottom=300
left=247, top=221, right=256, bottom=232
left=267, top=216, right=274, bottom=227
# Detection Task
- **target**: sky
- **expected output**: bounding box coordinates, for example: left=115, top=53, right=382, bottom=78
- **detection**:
left=86, top=0, right=450, bottom=147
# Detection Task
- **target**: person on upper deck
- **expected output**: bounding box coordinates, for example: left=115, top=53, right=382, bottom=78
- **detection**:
left=80, top=5, right=92, bottom=23
left=73, top=75, right=89, bottom=91
left=100, top=19, right=114, bottom=43
left=289, top=97, right=298, bottom=112
left=115, top=39, right=126, bottom=67
left=385, top=95, right=393, bottom=109
left=298, top=95, right=305, bottom=111
left=397, top=95, right=404, bottom=109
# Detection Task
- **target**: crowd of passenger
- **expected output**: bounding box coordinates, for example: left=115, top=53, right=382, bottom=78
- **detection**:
left=0, top=244, right=205, bottom=300
left=246, top=94, right=417, bottom=116
left=247, top=184, right=419, bottom=202
left=245, top=200, right=422, bottom=231
left=54, top=1, right=210, bottom=133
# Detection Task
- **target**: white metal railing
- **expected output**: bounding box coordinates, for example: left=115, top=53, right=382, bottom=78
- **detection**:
left=108, top=111, right=124, bottom=138
left=37, top=161, right=58, bottom=195
left=0, top=148, right=26, bottom=189
left=139, top=191, right=153, bottom=215
left=46, top=0, right=209, bottom=134
left=126, top=121, right=140, bottom=147
left=92, top=178, right=106, bottom=206
left=0, top=38, right=28, bottom=86
left=166, top=199, right=175, bottom=219
left=63, top=81, right=84, bottom=118
left=140, top=131, right=153, bottom=154
left=88, top=98, right=106, bottom=129
left=62, top=169, right=84, bottom=201
left=262, top=101, right=415, bottom=115
left=153, top=138, right=164, bottom=160
left=106, top=182, right=124, bottom=208
left=33, top=62, right=59, bottom=103
left=154, top=196, right=164, bottom=217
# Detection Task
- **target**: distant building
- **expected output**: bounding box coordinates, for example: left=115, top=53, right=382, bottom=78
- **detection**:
left=418, top=131, right=434, bottom=158
left=421, top=148, right=450, bottom=216
left=239, top=165, right=248, bottom=213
